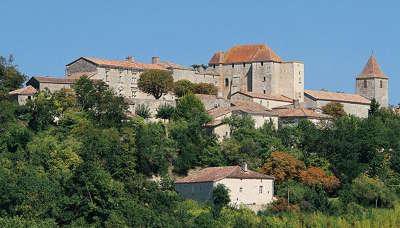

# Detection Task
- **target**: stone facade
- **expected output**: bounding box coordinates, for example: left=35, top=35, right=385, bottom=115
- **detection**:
left=356, top=78, right=388, bottom=108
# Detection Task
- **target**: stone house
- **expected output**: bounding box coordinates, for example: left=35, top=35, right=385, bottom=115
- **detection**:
left=8, top=85, right=37, bottom=105
left=175, top=165, right=275, bottom=212
left=208, top=44, right=304, bottom=101
left=27, top=76, right=76, bottom=93
left=304, top=90, right=371, bottom=118
left=230, top=91, right=293, bottom=109
left=206, top=100, right=278, bottom=141
left=195, top=94, right=230, bottom=110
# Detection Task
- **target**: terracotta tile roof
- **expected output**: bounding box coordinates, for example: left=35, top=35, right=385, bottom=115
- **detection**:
left=209, top=51, right=225, bottom=65
left=231, top=100, right=272, bottom=114
left=233, top=91, right=293, bottom=103
left=32, top=76, right=76, bottom=84
left=9, top=85, right=37, bottom=95
left=209, top=44, right=282, bottom=65
left=175, top=166, right=273, bottom=184
left=69, top=57, right=166, bottom=70
left=357, top=55, right=388, bottom=79
left=208, top=107, right=232, bottom=119
left=274, top=108, right=331, bottom=119
left=156, top=61, right=189, bottom=70
left=304, top=90, right=371, bottom=105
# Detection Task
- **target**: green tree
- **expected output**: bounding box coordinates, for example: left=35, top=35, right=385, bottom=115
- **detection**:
left=135, top=104, right=151, bottom=119
left=322, top=102, right=346, bottom=118
left=0, top=55, right=26, bottom=100
left=173, top=80, right=195, bottom=97
left=369, top=98, right=381, bottom=117
left=156, top=103, right=175, bottom=120
left=138, top=69, right=174, bottom=99
left=212, top=184, right=230, bottom=217
left=193, top=83, right=218, bottom=95
left=74, top=77, right=127, bottom=127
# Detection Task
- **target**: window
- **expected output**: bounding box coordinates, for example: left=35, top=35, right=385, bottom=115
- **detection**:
left=364, top=80, right=367, bottom=88
left=232, top=64, right=234, bottom=68
left=380, top=80, right=383, bottom=88
left=261, top=62, right=264, bottom=66
left=239, top=187, right=243, bottom=193
left=263, top=90, right=266, bottom=94
left=213, top=65, right=215, bottom=68
left=27, top=96, right=31, bottom=100
left=225, top=78, right=229, bottom=87
left=263, top=77, right=266, bottom=82
left=243, top=63, right=246, bottom=67
left=259, top=186, right=263, bottom=194
left=105, top=69, right=110, bottom=82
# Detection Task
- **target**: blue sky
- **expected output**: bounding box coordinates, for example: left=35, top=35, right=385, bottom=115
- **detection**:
left=1, top=0, right=399, bottom=105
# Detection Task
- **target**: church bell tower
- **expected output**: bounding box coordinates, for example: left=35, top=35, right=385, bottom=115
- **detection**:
left=356, top=54, right=389, bottom=107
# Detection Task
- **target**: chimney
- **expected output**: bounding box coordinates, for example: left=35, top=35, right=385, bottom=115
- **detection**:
left=293, top=99, right=300, bottom=108
left=152, top=56, right=160, bottom=64
left=241, top=162, right=248, bottom=172
left=126, top=56, right=134, bottom=62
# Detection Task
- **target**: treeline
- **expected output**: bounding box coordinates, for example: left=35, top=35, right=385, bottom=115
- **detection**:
left=1, top=57, right=400, bottom=226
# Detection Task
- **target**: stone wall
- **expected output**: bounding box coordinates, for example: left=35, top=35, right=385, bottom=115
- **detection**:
left=175, top=182, right=214, bottom=202
left=66, top=58, right=97, bottom=75
left=216, top=178, right=274, bottom=211
left=304, top=96, right=370, bottom=118
left=356, top=78, right=388, bottom=107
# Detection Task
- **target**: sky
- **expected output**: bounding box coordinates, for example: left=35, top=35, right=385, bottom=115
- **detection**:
left=1, top=0, right=399, bottom=105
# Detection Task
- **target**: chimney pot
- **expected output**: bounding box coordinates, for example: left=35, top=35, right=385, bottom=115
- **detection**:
left=152, top=56, right=160, bottom=64
left=241, top=162, right=248, bottom=172
left=126, top=56, right=134, bottom=62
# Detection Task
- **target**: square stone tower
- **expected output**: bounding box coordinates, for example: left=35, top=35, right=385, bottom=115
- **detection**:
left=356, top=55, right=389, bottom=107
left=208, top=44, right=304, bottom=102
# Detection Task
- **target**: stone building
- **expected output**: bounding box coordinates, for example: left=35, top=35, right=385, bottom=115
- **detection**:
left=304, top=90, right=371, bottom=118
left=230, top=91, right=293, bottom=109
left=356, top=55, right=389, bottom=107
left=208, top=44, right=304, bottom=101
left=27, top=76, right=76, bottom=92
left=206, top=100, right=278, bottom=141
left=175, top=165, right=275, bottom=212
left=8, top=85, right=37, bottom=105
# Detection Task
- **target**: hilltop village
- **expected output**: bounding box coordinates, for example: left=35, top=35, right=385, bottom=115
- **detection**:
left=3, top=44, right=400, bottom=225
left=10, top=44, right=390, bottom=139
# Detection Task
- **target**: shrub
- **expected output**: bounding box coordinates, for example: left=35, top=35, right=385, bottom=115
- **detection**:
left=135, top=104, right=151, bottom=119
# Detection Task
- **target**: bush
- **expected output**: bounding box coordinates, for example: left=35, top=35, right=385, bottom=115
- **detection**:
left=193, top=83, right=218, bottom=95
left=156, top=104, right=175, bottom=120
left=173, top=80, right=195, bottom=97
left=135, top=104, right=151, bottom=119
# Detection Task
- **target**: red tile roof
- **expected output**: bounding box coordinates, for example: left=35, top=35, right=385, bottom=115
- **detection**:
left=231, top=100, right=272, bottom=114
left=304, top=90, right=370, bottom=105
left=233, top=91, right=293, bottom=103
left=32, top=76, right=76, bottom=84
left=357, top=55, right=388, bottom=79
left=9, top=85, right=37, bottom=95
left=68, top=57, right=166, bottom=70
left=209, top=44, right=282, bottom=65
left=175, top=166, right=273, bottom=184
left=208, top=107, right=232, bottom=119
left=273, top=108, right=331, bottom=119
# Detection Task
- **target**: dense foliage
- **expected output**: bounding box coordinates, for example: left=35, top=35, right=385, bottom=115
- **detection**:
left=174, top=79, right=218, bottom=97
left=1, top=56, right=400, bottom=226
